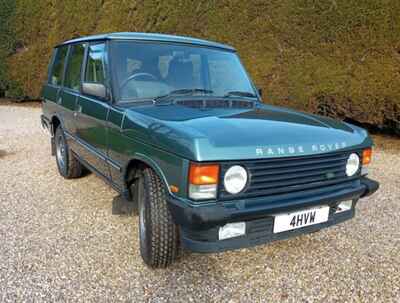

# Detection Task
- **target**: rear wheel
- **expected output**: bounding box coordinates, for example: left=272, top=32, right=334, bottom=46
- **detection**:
left=137, top=167, right=180, bottom=268
left=54, top=127, right=83, bottom=179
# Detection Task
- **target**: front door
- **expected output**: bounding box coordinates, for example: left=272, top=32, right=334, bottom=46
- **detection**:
left=74, top=42, right=110, bottom=178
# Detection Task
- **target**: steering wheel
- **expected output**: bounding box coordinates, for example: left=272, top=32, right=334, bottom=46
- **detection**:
left=120, top=72, right=158, bottom=90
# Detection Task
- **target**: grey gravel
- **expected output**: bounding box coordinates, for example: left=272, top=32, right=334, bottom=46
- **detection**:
left=0, top=104, right=399, bottom=303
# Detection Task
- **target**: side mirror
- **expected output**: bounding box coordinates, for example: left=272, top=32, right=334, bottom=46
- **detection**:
left=82, top=82, right=107, bottom=100
left=257, top=88, right=263, bottom=97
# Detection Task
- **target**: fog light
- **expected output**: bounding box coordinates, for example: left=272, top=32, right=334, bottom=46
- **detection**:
left=218, top=222, right=246, bottom=240
left=335, top=200, right=352, bottom=213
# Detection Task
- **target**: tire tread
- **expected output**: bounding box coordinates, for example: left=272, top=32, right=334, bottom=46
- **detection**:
left=142, top=168, right=179, bottom=267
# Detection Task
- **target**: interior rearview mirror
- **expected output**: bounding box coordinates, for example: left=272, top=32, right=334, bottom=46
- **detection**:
left=82, top=82, right=107, bottom=100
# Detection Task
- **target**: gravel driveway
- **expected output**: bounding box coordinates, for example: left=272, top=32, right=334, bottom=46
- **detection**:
left=0, top=104, right=399, bottom=302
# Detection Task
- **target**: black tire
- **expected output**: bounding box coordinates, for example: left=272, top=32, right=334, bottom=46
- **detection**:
left=137, top=167, right=180, bottom=268
left=54, top=127, right=83, bottom=179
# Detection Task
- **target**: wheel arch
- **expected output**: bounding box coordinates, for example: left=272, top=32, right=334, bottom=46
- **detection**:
left=123, top=153, right=172, bottom=199
left=50, top=114, right=64, bottom=136
left=50, top=114, right=65, bottom=156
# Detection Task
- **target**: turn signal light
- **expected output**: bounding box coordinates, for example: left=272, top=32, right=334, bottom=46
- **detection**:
left=362, top=148, right=372, bottom=165
left=189, top=163, right=220, bottom=185
left=189, top=163, right=220, bottom=200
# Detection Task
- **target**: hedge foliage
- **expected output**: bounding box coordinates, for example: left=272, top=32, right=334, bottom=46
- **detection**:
left=1, top=0, right=400, bottom=127
left=0, top=0, right=21, bottom=97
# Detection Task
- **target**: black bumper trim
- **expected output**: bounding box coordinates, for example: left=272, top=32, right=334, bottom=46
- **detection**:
left=360, top=177, right=379, bottom=198
left=167, top=178, right=380, bottom=231
left=168, top=177, right=378, bottom=253
left=181, top=207, right=355, bottom=253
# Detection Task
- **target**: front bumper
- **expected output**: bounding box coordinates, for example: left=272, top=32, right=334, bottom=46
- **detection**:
left=167, top=177, right=379, bottom=253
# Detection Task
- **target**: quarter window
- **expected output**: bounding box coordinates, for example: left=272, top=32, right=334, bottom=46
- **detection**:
left=50, top=46, right=68, bottom=86
left=85, top=43, right=106, bottom=84
left=64, top=44, right=85, bottom=91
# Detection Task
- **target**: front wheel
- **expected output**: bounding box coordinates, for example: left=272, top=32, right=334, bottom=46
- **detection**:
left=137, top=167, right=180, bottom=268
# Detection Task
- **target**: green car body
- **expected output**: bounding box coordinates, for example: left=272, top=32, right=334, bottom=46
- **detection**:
left=41, top=33, right=379, bottom=260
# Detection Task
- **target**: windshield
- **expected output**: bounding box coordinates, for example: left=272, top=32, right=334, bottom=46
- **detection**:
left=110, top=41, right=256, bottom=101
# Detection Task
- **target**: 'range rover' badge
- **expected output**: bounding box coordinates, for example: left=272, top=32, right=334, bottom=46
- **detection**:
left=255, top=142, right=348, bottom=156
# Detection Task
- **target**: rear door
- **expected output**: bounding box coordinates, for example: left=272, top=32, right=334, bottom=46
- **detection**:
left=61, top=43, right=86, bottom=143
left=74, top=42, right=111, bottom=178
left=42, top=46, right=70, bottom=129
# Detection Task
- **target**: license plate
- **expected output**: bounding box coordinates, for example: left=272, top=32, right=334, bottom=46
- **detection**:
left=273, top=206, right=330, bottom=233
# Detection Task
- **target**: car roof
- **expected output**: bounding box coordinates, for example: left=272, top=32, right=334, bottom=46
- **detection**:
left=57, top=32, right=236, bottom=51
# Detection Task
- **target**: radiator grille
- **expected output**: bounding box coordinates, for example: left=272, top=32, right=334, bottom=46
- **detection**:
left=219, top=151, right=361, bottom=200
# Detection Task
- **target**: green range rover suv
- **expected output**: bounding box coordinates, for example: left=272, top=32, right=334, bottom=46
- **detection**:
left=41, top=32, right=379, bottom=268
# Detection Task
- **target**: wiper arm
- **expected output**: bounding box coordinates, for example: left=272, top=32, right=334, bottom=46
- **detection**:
left=169, top=88, right=214, bottom=95
left=223, top=91, right=257, bottom=98
left=154, top=88, right=214, bottom=103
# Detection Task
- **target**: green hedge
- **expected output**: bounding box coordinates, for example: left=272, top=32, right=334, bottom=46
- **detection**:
left=0, top=0, right=22, bottom=97
left=2, top=0, right=400, bottom=128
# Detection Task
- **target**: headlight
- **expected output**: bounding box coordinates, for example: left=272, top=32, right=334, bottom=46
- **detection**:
left=346, top=153, right=360, bottom=177
left=224, top=165, right=248, bottom=194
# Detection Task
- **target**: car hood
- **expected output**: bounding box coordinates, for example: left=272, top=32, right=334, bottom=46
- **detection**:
left=121, top=100, right=371, bottom=161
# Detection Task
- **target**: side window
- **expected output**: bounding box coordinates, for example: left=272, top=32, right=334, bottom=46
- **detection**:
left=49, top=46, right=68, bottom=86
left=64, top=43, right=85, bottom=91
left=85, top=43, right=106, bottom=84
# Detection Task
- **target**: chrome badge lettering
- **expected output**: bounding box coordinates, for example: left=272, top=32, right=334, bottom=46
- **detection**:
left=256, top=142, right=347, bottom=156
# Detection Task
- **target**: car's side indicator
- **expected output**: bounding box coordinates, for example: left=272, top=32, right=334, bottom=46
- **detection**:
left=170, top=185, right=179, bottom=193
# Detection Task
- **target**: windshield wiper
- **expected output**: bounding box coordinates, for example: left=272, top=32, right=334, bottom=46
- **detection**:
left=223, top=91, right=257, bottom=98
left=154, top=88, right=214, bottom=103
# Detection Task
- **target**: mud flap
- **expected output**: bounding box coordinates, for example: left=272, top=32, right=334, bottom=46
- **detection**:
left=112, top=194, right=137, bottom=216
left=51, top=136, right=56, bottom=156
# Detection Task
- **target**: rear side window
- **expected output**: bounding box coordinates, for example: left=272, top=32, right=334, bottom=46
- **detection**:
left=64, top=44, right=85, bottom=91
left=50, top=46, right=68, bottom=86
left=85, top=43, right=106, bottom=84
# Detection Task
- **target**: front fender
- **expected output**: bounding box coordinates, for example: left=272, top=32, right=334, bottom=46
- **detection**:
left=117, top=135, right=189, bottom=199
